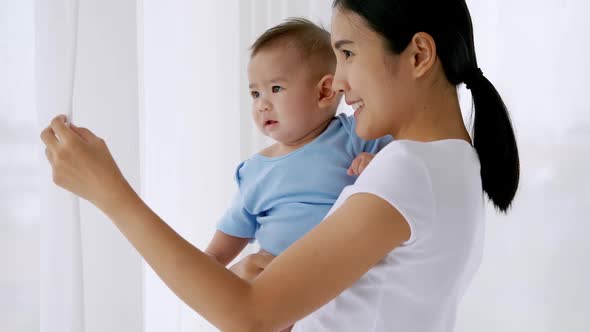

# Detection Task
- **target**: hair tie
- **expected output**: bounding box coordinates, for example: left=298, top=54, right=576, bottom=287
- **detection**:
left=464, top=67, right=484, bottom=90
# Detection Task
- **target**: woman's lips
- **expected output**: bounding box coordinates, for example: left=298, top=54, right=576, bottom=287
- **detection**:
left=351, top=100, right=365, bottom=111
left=353, top=103, right=364, bottom=120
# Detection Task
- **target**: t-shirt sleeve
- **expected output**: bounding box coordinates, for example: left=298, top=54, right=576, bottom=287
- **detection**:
left=346, top=114, right=393, bottom=155
left=216, top=191, right=257, bottom=239
left=346, top=146, right=435, bottom=245
left=216, top=161, right=257, bottom=239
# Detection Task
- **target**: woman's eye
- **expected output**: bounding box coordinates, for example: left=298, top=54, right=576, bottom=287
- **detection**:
left=342, top=50, right=353, bottom=59
left=272, top=86, right=283, bottom=93
left=251, top=91, right=260, bottom=99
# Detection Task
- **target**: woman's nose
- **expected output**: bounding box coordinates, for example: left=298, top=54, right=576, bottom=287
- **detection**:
left=332, top=68, right=350, bottom=93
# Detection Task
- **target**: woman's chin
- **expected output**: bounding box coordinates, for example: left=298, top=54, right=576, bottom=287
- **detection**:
left=355, top=122, right=387, bottom=141
left=354, top=123, right=373, bottom=140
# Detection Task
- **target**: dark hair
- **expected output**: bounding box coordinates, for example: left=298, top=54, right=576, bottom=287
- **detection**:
left=250, top=18, right=336, bottom=78
left=333, top=0, right=519, bottom=213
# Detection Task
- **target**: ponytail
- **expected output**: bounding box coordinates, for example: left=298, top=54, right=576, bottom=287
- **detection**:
left=465, top=69, right=520, bottom=212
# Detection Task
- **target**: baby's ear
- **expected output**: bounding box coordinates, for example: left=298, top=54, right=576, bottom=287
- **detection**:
left=317, top=74, right=339, bottom=109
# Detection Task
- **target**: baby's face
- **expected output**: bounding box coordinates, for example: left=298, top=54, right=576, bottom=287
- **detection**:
left=247, top=46, right=324, bottom=144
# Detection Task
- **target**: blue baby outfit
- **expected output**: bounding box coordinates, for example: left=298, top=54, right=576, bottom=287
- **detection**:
left=217, top=113, right=393, bottom=255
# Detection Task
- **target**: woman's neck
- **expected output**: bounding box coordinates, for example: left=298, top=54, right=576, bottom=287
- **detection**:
left=395, top=84, right=472, bottom=144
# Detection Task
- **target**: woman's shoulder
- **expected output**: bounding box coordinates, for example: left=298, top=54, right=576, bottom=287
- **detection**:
left=353, top=139, right=478, bottom=203
left=362, top=140, right=428, bottom=175
left=354, top=141, right=431, bottom=191
left=372, top=139, right=477, bottom=170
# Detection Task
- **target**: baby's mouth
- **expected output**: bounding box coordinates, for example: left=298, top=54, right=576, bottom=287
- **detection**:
left=264, top=120, right=278, bottom=127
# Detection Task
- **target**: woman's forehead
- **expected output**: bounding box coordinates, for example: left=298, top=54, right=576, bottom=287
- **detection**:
left=330, top=9, right=377, bottom=47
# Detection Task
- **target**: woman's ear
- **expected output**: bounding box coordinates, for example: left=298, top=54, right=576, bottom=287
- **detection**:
left=317, top=74, right=339, bottom=109
left=408, top=32, right=437, bottom=79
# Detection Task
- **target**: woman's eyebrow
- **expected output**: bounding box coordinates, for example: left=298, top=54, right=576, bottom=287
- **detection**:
left=333, top=39, right=354, bottom=49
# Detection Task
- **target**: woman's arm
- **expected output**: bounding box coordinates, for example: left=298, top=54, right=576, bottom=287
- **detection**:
left=41, top=116, right=411, bottom=332
left=103, top=188, right=410, bottom=331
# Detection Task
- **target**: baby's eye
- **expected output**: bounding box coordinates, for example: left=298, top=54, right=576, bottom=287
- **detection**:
left=251, top=91, right=260, bottom=99
left=342, top=50, right=353, bottom=59
left=272, top=86, right=283, bottom=93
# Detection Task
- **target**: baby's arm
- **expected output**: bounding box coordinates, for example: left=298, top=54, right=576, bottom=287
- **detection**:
left=347, top=152, right=375, bottom=176
left=204, top=230, right=250, bottom=266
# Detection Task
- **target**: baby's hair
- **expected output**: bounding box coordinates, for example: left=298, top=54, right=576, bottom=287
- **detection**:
left=250, top=18, right=336, bottom=79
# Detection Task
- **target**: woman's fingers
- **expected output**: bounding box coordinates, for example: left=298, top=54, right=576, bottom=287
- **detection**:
left=40, top=126, right=59, bottom=149
left=49, top=114, right=75, bottom=143
left=69, top=123, right=98, bottom=143
left=44, top=147, right=53, bottom=164
left=38, top=114, right=132, bottom=211
left=41, top=115, right=93, bottom=152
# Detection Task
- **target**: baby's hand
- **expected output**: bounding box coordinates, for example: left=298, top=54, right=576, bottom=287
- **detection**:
left=347, top=152, right=375, bottom=176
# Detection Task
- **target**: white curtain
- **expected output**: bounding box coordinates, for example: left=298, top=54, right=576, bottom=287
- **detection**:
left=35, top=1, right=85, bottom=331
left=34, top=1, right=143, bottom=332
left=1, top=1, right=39, bottom=331
left=140, top=1, right=242, bottom=330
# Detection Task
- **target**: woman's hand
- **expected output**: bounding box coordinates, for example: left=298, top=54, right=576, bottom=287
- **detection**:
left=40, top=115, right=133, bottom=211
left=229, top=250, right=275, bottom=283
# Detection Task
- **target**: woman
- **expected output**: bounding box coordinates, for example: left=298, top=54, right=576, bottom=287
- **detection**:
left=40, top=0, right=519, bottom=331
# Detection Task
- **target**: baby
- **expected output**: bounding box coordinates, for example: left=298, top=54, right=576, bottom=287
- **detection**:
left=205, top=18, right=392, bottom=265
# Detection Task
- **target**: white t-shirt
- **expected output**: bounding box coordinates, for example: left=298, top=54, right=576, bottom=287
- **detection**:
left=292, top=139, right=485, bottom=332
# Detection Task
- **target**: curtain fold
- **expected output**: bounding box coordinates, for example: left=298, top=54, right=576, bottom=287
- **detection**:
left=34, top=1, right=85, bottom=332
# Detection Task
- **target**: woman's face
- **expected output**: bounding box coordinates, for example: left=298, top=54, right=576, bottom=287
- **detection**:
left=330, top=7, right=414, bottom=140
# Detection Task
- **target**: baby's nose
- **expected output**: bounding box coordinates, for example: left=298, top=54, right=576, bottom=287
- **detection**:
left=257, top=100, right=271, bottom=112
